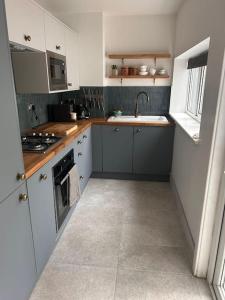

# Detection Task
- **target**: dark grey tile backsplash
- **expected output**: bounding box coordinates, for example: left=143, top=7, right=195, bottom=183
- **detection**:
left=16, top=93, right=61, bottom=132
left=105, top=86, right=171, bottom=116
left=16, top=86, right=171, bottom=133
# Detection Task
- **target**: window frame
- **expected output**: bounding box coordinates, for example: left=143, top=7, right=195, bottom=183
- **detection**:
left=185, top=64, right=207, bottom=123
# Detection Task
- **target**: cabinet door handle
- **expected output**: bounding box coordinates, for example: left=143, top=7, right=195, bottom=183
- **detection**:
left=83, top=135, right=87, bottom=139
left=136, top=128, right=142, bottom=133
left=40, top=174, right=48, bottom=181
left=56, top=45, right=61, bottom=50
left=24, top=34, right=31, bottom=42
left=78, top=140, right=82, bottom=144
left=67, top=83, right=72, bottom=87
left=17, top=173, right=26, bottom=181
left=78, top=152, right=83, bottom=156
left=80, top=176, right=84, bottom=180
left=19, top=194, right=28, bottom=202
left=114, top=128, right=120, bottom=132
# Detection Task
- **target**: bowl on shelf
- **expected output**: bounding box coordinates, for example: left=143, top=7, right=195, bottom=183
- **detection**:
left=157, top=68, right=168, bottom=76
left=139, top=71, right=148, bottom=76
left=139, top=65, right=147, bottom=72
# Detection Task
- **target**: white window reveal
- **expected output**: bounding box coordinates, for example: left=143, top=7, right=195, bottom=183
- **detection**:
left=186, top=52, right=208, bottom=122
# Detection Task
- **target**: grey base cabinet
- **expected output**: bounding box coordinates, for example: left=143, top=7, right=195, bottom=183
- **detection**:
left=0, top=183, right=37, bottom=300
left=133, top=126, right=174, bottom=175
left=92, top=124, right=174, bottom=179
left=75, top=127, right=92, bottom=192
left=27, top=161, right=56, bottom=276
left=92, top=125, right=103, bottom=172
left=102, top=126, right=133, bottom=173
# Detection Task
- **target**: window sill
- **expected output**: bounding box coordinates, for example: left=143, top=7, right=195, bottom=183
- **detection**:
left=170, top=113, right=201, bottom=144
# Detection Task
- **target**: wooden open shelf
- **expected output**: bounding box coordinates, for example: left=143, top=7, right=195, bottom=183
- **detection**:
left=108, top=75, right=169, bottom=79
left=108, top=52, right=171, bottom=59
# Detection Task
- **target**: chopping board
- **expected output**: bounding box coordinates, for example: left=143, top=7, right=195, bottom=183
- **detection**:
left=32, top=122, right=79, bottom=136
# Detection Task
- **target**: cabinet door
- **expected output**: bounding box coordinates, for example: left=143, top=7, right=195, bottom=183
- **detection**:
left=75, top=136, right=86, bottom=192
left=102, top=126, right=133, bottom=173
left=27, top=162, right=56, bottom=276
left=133, top=127, right=174, bottom=175
left=5, top=0, right=45, bottom=51
left=0, top=1, right=25, bottom=202
left=82, top=127, right=92, bottom=180
left=45, top=13, right=66, bottom=55
left=92, top=125, right=103, bottom=172
left=65, top=27, right=79, bottom=90
left=0, top=184, right=36, bottom=300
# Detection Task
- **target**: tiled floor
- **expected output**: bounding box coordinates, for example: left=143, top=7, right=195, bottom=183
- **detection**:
left=30, top=179, right=212, bottom=300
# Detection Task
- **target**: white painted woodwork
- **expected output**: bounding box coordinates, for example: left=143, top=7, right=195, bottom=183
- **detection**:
left=5, top=0, right=45, bottom=51
left=45, top=13, right=66, bottom=55
left=65, top=27, right=79, bottom=90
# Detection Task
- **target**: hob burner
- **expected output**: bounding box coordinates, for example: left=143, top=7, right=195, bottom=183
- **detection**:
left=21, top=132, right=62, bottom=153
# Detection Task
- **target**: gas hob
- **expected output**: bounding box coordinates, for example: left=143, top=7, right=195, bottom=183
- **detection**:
left=21, top=133, right=62, bottom=153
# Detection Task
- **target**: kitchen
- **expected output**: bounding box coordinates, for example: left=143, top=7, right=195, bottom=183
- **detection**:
left=1, top=0, right=225, bottom=299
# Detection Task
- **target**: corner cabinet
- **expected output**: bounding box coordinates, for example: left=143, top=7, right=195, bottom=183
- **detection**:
left=133, top=126, right=174, bottom=175
left=0, top=184, right=37, bottom=300
left=27, top=161, right=56, bottom=276
left=5, top=0, right=45, bottom=51
left=102, top=126, right=133, bottom=173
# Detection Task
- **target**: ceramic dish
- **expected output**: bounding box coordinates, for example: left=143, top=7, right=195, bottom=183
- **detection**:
left=139, top=71, right=148, bottom=76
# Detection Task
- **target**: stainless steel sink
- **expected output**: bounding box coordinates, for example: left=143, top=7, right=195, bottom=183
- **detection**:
left=107, top=115, right=168, bottom=123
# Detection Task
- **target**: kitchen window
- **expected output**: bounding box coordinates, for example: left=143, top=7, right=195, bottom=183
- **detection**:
left=186, top=52, right=208, bottom=122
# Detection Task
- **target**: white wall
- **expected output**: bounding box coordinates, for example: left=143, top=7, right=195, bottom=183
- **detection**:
left=104, top=15, right=175, bottom=86
left=171, top=0, right=225, bottom=276
left=58, top=12, right=104, bottom=86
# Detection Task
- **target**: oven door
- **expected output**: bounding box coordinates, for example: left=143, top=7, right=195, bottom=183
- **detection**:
left=47, top=51, right=68, bottom=91
left=54, top=172, right=71, bottom=230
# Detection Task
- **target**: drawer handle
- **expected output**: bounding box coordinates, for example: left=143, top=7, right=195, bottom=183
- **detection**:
left=78, top=152, right=83, bottom=156
left=80, top=176, right=84, bottom=180
left=68, top=83, right=72, bottom=87
left=83, top=135, right=87, bottom=139
left=24, top=34, right=31, bottom=42
left=114, top=128, right=120, bottom=132
left=17, top=173, right=26, bottom=181
left=19, top=194, right=28, bottom=202
left=78, top=140, right=82, bottom=144
left=40, top=174, right=48, bottom=181
left=56, top=45, right=61, bottom=50
left=136, top=128, right=142, bottom=133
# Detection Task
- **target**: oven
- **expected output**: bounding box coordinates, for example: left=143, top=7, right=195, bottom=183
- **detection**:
left=47, top=50, right=67, bottom=91
left=53, top=149, right=74, bottom=231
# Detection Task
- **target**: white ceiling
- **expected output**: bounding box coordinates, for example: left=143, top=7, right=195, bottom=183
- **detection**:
left=35, top=0, right=185, bottom=16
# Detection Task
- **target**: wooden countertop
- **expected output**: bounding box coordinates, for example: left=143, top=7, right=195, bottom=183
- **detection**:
left=23, top=117, right=174, bottom=179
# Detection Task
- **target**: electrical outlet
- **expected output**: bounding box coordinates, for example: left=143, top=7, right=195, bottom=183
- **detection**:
left=28, top=103, right=35, bottom=111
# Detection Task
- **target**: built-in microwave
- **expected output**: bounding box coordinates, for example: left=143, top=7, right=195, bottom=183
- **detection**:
left=47, top=51, right=67, bottom=91
left=11, top=50, right=68, bottom=93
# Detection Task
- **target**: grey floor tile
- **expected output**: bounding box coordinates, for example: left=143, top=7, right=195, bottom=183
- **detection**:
left=119, top=243, right=192, bottom=274
left=120, top=221, right=186, bottom=248
left=30, top=264, right=116, bottom=300
left=50, top=220, right=121, bottom=268
left=29, top=179, right=212, bottom=300
left=115, top=269, right=209, bottom=300
left=123, top=208, right=181, bottom=228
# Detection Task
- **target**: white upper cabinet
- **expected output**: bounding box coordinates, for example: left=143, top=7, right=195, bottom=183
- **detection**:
left=45, top=13, right=66, bottom=55
left=65, top=27, right=79, bottom=90
left=5, top=0, right=45, bottom=51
